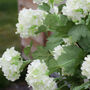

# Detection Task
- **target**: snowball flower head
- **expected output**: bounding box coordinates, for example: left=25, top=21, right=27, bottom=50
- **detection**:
left=62, top=38, right=71, bottom=46
left=54, top=0, right=64, bottom=4
left=81, top=55, right=90, bottom=79
left=16, top=8, right=47, bottom=38
left=33, top=0, right=48, bottom=4
left=25, top=59, right=57, bottom=90
left=33, top=0, right=64, bottom=5
left=62, top=0, right=90, bottom=24
left=0, top=47, right=23, bottom=81
left=50, top=6, right=58, bottom=14
left=53, top=45, right=65, bottom=60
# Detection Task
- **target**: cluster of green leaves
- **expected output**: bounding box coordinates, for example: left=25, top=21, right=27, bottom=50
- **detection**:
left=32, top=45, right=86, bottom=89
left=31, top=2, right=90, bottom=90
left=73, top=81, right=90, bottom=90
left=57, top=45, right=84, bottom=76
left=32, top=46, right=58, bottom=74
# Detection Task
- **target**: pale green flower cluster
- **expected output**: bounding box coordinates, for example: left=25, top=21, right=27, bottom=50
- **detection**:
left=81, top=55, right=90, bottom=79
left=33, top=0, right=48, bottom=4
left=33, top=0, right=63, bottom=5
left=16, top=8, right=47, bottom=38
left=50, top=6, right=59, bottom=14
left=25, top=59, right=57, bottom=90
left=0, top=47, right=23, bottom=81
left=53, top=38, right=71, bottom=60
left=62, top=0, right=90, bottom=24
left=53, top=45, right=64, bottom=60
left=62, top=38, right=71, bottom=46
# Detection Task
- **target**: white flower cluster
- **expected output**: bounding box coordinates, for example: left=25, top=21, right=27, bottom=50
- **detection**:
left=53, top=38, right=71, bottom=60
left=50, top=6, right=58, bottom=14
left=16, top=8, right=47, bottom=38
left=33, top=0, right=63, bottom=5
left=33, top=0, right=48, bottom=5
left=81, top=55, right=90, bottom=79
left=62, top=38, right=71, bottom=46
left=0, top=47, right=23, bottom=81
left=62, top=0, right=90, bottom=24
left=53, top=45, right=64, bottom=60
left=54, top=0, right=64, bottom=5
left=25, top=60, right=57, bottom=90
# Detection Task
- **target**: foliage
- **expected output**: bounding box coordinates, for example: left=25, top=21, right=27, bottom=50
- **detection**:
left=73, top=81, right=90, bottom=90
left=68, top=25, right=90, bottom=43
left=38, top=3, right=50, bottom=13
left=46, top=32, right=63, bottom=50
left=1, top=0, right=90, bottom=89
left=31, top=1, right=90, bottom=89
left=32, top=46, right=58, bottom=74
left=57, top=45, right=84, bottom=75
left=0, top=0, right=20, bottom=88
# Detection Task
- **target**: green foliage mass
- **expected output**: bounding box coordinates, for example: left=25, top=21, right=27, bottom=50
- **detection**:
left=32, top=2, right=90, bottom=89
left=1, top=0, right=90, bottom=89
left=57, top=45, right=84, bottom=76
left=0, top=0, right=20, bottom=88
left=32, top=46, right=58, bottom=74
left=68, top=25, right=90, bottom=43
left=73, top=81, right=90, bottom=90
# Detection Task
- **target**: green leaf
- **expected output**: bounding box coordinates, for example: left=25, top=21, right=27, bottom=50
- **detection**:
left=44, top=14, right=60, bottom=29
left=47, top=59, right=58, bottom=74
left=68, top=25, right=90, bottom=43
left=32, top=46, right=58, bottom=74
left=46, top=32, right=63, bottom=50
left=55, top=21, right=74, bottom=37
left=32, top=46, right=50, bottom=60
left=35, top=25, right=47, bottom=34
left=86, top=15, right=90, bottom=25
left=68, top=25, right=90, bottom=53
left=87, top=23, right=90, bottom=30
left=58, top=4, right=65, bottom=12
left=79, top=36, right=90, bottom=53
left=44, top=14, right=72, bottom=32
left=38, top=3, right=50, bottom=12
left=49, top=0, right=54, bottom=4
left=73, top=82, right=90, bottom=90
left=57, top=45, right=84, bottom=75
left=44, top=13, right=74, bottom=40
left=30, top=25, right=37, bottom=30
left=24, top=41, right=33, bottom=57
left=59, top=14, right=68, bottom=26
left=20, top=60, right=31, bottom=71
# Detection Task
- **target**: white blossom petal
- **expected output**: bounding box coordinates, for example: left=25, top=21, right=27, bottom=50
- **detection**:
left=25, top=60, right=57, bottom=90
left=16, top=8, right=47, bottom=38
left=0, top=47, right=23, bottom=81
left=81, top=55, right=90, bottom=79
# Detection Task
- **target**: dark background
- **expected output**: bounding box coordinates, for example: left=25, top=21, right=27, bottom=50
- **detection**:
left=0, top=0, right=20, bottom=57
left=0, top=0, right=26, bottom=89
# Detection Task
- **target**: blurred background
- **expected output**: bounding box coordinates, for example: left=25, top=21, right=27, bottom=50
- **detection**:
left=0, top=0, right=40, bottom=89
left=0, top=0, right=25, bottom=89
left=0, top=0, right=20, bottom=57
